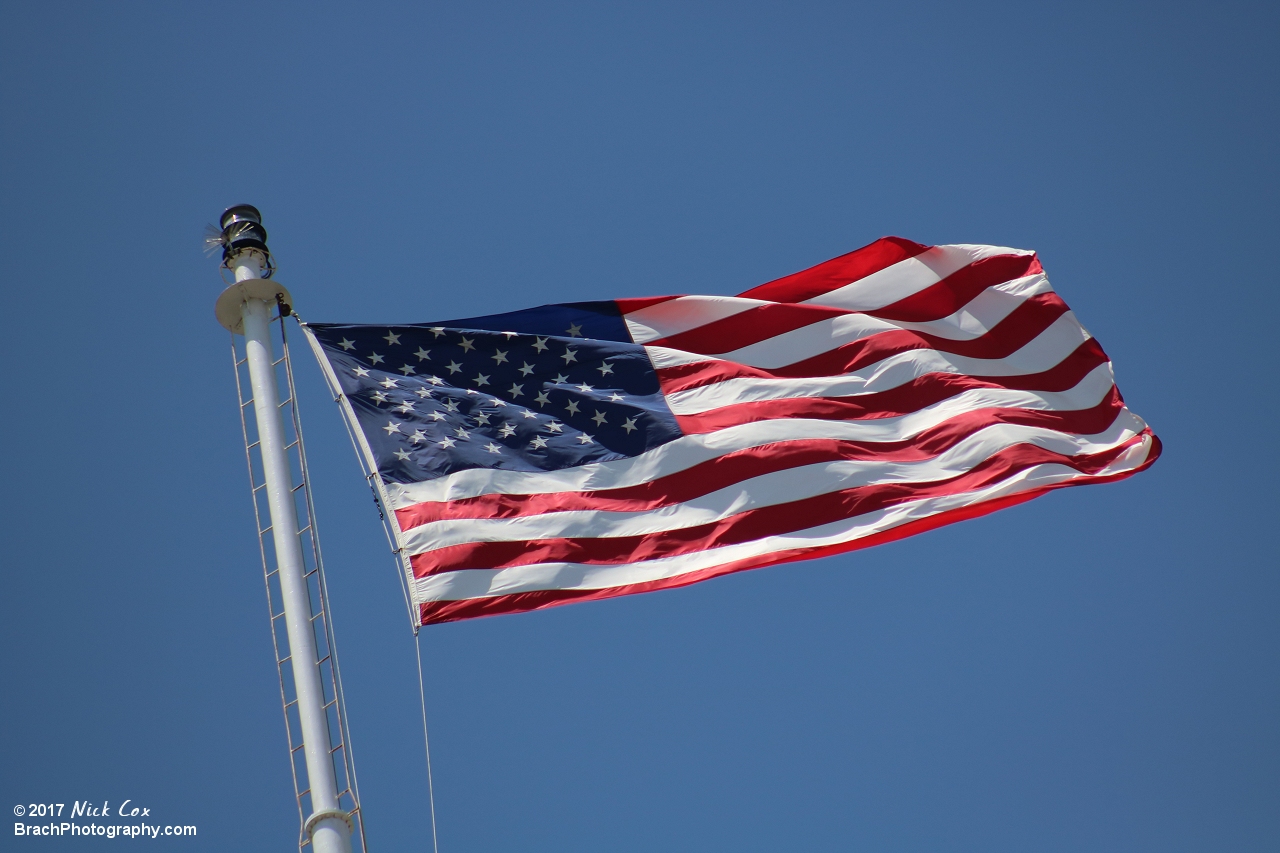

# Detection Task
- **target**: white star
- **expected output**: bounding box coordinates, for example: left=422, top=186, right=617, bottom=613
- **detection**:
left=415, top=347, right=431, bottom=361
left=565, top=400, right=580, bottom=415
left=429, top=411, right=446, bottom=421
left=608, top=392, right=624, bottom=402
left=474, top=373, right=490, bottom=386
left=368, top=352, right=384, bottom=364
left=518, top=362, right=535, bottom=376
left=459, top=337, right=475, bottom=352
left=534, top=391, right=551, bottom=407
left=416, top=387, right=433, bottom=398
left=352, top=366, right=370, bottom=378
left=383, top=421, right=401, bottom=434
left=561, top=348, right=578, bottom=363
left=426, top=375, right=444, bottom=385
left=489, top=397, right=508, bottom=407
left=438, top=436, right=456, bottom=448
left=446, top=361, right=463, bottom=374
left=443, top=399, right=459, bottom=412
left=384, top=331, right=401, bottom=345
left=553, top=373, right=569, bottom=384
left=339, top=338, right=356, bottom=351
left=394, top=449, right=411, bottom=461
left=498, top=424, right=516, bottom=437
left=430, top=327, right=446, bottom=338
left=621, top=417, right=638, bottom=434
left=508, top=383, right=524, bottom=397
left=597, top=362, right=614, bottom=375
left=591, top=410, right=607, bottom=426
left=484, top=442, right=502, bottom=454
left=546, top=421, right=564, bottom=433
left=529, top=436, right=548, bottom=449
left=372, top=391, right=389, bottom=404
left=491, top=350, right=509, bottom=364
left=399, top=364, right=417, bottom=375
left=576, top=382, right=593, bottom=393
left=395, top=401, right=415, bottom=414
left=521, top=409, right=538, bottom=419
left=566, top=323, right=583, bottom=337
left=532, top=337, right=549, bottom=352
left=380, top=377, right=399, bottom=388
left=465, top=388, right=478, bottom=395
left=502, top=330, right=519, bottom=339
left=475, top=412, right=492, bottom=425
left=453, top=427, right=470, bottom=440
left=410, top=429, right=426, bottom=443
left=576, top=433, right=595, bottom=444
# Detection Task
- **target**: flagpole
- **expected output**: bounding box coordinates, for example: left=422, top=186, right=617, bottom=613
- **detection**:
left=214, top=206, right=353, bottom=853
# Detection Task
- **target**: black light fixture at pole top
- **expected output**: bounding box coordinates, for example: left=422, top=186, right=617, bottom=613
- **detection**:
left=219, top=203, right=272, bottom=268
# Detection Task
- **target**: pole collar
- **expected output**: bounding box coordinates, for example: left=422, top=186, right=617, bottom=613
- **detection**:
left=215, top=279, right=294, bottom=333
left=304, top=808, right=355, bottom=839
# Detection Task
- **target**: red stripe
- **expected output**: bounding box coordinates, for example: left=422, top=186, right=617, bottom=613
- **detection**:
left=696, top=254, right=1040, bottom=361
left=737, top=237, right=930, bottom=303
left=673, top=337, right=1109, bottom=434
left=655, top=292, right=1074, bottom=395
left=396, top=346, right=1118, bottom=530
left=779, top=291, right=1070, bottom=379
left=666, top=255, right=1042, bottom=360
left=398, top=403, right=1129, bottom=529
left=417, top=432, right=1160, bottom=625
left=868, top=254, right=1043, bottom=322
left=673, top=343, right=1112, bottom=437
left=398, top=391, right=1127, bottom=528
left=649, top=301, right=848, bottom=354
left=417, top=490, right=1049, bottom=625
left=651, top=356, right=767, bottom=393
left=409, top=435, right=1149, bottom=577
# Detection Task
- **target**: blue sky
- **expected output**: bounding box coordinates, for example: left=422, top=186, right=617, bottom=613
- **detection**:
left=1, top=2, right=1277, bottom=850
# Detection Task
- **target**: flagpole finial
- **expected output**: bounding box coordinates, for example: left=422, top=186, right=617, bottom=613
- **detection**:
left=213, top=204, right=292, bottom=333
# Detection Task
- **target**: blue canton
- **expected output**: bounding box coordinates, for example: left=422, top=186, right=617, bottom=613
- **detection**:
left=307, top=302, right=684, bottom=484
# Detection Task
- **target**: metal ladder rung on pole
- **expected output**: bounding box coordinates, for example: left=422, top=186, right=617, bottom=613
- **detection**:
left=232, top=311, right=366, bottom=853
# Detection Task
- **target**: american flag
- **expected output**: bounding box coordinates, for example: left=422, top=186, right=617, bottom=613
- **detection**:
left=305, top=237, right=1160, bottom=626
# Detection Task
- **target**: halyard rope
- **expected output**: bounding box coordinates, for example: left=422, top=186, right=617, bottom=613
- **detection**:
left=416, top=634, right=441, bottom=853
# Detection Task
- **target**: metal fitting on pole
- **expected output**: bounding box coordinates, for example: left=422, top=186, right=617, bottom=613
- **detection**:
left=214, top=206, right=352, bottom=853
left=218, top=203, right=276, bottom=280
left=214, top=204, right=292, bottom=335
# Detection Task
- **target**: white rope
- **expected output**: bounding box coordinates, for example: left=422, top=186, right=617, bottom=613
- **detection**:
left=415, top=634, right=441, bottom=853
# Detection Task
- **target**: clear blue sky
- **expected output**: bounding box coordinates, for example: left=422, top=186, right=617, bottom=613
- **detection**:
left=2, top=3, right=1277, bottom=851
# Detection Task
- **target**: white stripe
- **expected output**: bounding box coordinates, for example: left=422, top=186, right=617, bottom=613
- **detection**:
left=622, top=244, right=1034, bottom=345
left=802, top=244, right=1034, bottom=312
left=666, top=311, right=1092, bottom=415
left=901, top=271, right=1054, bottom=338
left=399, top=419, right=1146, bottom=555
left=645, top=345, right=721, bottom=369
left=641, top=272, right=1052, bottom=371
left=624, top=296, right=768, bottom=343
left=720, top=273, right=1052, bottom=368
left=413, top=435, right=1153, bottom=602
left=384, top=362, right=1123, bottom=508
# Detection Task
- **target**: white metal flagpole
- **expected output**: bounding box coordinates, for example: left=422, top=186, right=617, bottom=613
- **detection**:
left=213, top=206, right=354, bottom=853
